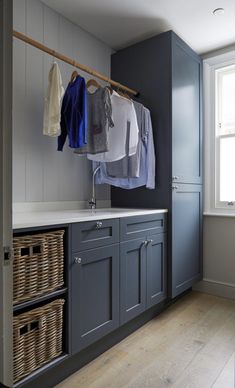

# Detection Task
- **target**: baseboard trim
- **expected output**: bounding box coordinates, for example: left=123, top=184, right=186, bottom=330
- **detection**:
left=193, top=278, right=235, bottom=300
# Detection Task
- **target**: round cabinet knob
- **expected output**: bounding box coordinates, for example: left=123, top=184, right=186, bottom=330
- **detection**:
left=96, top=221, right=103, bottom=229
left=172, top=176, right=179, bottom=180
left=172, top=185, right=179, bottom=190
left=74, top=257, right=82, bottom=264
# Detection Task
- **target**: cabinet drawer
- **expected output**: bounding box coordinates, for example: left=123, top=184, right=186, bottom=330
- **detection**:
left=120, top=213, right=167, bottom=241
left=71, top=219, right=119, bottom=251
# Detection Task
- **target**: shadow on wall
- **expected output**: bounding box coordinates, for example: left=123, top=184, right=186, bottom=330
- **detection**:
left=94, top=15, right=170, bottom=50
left=71, top=8, right=171, bottom=50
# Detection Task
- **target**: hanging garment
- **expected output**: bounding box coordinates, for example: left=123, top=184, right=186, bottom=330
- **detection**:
left=94, top=107, right=155, bottom=189
left=106, top=100, right=145, bottom=178
left=87, top=90, right=139, bottom=162
left=74, top=87, right=114, bottom=155
left=43, top=62, right=64, bottom=137
left=57, top=75, right=87, bottom=151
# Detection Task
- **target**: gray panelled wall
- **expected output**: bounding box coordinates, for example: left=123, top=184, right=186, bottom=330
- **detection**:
left=13, top=0, right=111, bottom=203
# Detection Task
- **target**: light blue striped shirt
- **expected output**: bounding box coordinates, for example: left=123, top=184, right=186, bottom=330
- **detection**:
left=94, top=106, right=155, bottom=189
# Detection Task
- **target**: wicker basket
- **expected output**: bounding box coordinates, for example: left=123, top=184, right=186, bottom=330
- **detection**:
left=13, top=299, right=65, bottom=383
left=13, top=230, right=65, bottom=304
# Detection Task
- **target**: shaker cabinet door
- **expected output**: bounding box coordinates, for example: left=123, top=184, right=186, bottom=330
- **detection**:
left=120, top=239, right=147, bottom=325
left=172, top=37, right=202, bottom=184
left=146, top=234, right=167, bottom=308
left=71, top=245, right=119, bottom=353
left=171, top=184, right=202, bottom=297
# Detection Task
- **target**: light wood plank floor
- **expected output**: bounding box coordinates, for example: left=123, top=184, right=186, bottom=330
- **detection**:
left=56, top=292, right=235, bottom=388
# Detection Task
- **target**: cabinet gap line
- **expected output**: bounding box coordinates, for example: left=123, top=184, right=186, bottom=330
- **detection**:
left=12, top=30, right=139, bottom=97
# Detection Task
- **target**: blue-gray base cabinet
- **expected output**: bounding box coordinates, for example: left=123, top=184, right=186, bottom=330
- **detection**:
left=14, top=213, right=167, bottom=387
left=120, top=233, right=167, bottom=325
left=71, top=244, right=120, bottom=353
left=119, top=214, right=167, bottom=324
left=71, top=213, right=167, bottom=353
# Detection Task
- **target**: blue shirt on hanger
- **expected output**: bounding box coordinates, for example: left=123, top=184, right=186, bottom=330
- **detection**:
left=58, top=75, right=87, bottom=151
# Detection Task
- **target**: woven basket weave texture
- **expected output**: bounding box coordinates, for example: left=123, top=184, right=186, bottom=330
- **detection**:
left=13, top=230, right=64, bottom=304
left=13, top=298, right=65, bottom=383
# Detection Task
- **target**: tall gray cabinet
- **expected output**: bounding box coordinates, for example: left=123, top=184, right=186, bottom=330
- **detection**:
left=111, top=31, right=203, bottom=298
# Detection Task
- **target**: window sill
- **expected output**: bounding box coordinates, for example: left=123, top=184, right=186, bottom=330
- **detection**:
left=204, top=212, right=235, bottom=217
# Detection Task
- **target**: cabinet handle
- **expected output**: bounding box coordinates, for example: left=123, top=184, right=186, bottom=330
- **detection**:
left=172, top=185, right=179, bottom=190
left=147, top=239, right=153, bottom=245
left=172, top=176, right=179, bottom=180
left=96, top=221, right=103, bottom=229
left=140, top=240, right=148, bottom=249
left=74, top=257, right=82, bottom=264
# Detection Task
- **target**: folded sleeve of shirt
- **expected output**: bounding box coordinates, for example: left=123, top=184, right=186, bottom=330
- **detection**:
left=57, top=94, right=68, bottom=151
left=144, top=108, right=156, bottom=189
left=128, top=101, right=139, bottom=156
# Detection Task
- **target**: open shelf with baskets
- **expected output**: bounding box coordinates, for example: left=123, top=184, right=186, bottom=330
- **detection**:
left=13, top=225, right=70, bottom=385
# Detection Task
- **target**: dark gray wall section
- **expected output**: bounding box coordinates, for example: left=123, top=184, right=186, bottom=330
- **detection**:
left=111, top=31, right=172, bottom=209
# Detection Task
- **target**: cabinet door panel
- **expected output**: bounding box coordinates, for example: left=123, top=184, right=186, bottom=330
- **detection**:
left=71, top=245, right=119, bottom=353
left=172, top=39, right=202, bottom=184
left=146, top=234, right=167, bottom=308
left=120, top=239, right=146, bottom=324
left=171, top=184, right=202, bottom=297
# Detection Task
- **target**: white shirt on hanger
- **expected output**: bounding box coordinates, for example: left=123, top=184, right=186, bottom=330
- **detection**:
left=87, top=90, right=139, bottom=162
left=43, top=62, right=64, bottom=137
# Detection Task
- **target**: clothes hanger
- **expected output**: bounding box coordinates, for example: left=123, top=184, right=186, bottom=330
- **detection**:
left=117, top=87, right=131, bottom=100
left=107, top=85, right=113, bottom=95
left=86, top=78, right=101, bottom=90
left=70, top=70, right=79, bottom=82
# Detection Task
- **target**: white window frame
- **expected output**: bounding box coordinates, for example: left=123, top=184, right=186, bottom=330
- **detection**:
left=204, top=49, right=235, bottom=216
left=215, top=64, right=235, bottom=209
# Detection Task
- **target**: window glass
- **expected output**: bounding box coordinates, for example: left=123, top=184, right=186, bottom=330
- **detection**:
left=220, top=136, right=235, bottom=201
left=216, top=65, right=235, bottom=206
left=217, top=67, right=235, bottom=135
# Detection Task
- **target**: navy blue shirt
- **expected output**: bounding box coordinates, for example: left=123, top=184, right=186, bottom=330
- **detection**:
left=58, top=75, right=87, bottom=151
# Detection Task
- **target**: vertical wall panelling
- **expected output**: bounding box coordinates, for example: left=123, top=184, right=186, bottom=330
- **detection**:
left=25, top=0, right=44, bottom=201
left=42, top=5, right=60, bottom=202
left=13, top=0, right=26, bottom=202
left=13, top=0, right=112, bottom=204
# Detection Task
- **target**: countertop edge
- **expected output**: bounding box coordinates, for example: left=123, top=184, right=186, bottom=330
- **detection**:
left=13, top=209, right=168, bottom=230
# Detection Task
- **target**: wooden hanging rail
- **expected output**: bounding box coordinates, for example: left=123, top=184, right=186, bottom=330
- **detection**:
left=13, top=30, right=138, bottom=96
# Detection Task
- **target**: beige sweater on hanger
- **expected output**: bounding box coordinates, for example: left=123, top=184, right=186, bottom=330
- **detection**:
left=43, top=62, right=64, bottom=137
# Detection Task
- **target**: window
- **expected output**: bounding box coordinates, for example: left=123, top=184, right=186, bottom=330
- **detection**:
left=215, top=64, right=235, bottom=209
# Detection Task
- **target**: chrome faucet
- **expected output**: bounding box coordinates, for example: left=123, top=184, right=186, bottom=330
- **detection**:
left=88, top=165, right=101, bottom=210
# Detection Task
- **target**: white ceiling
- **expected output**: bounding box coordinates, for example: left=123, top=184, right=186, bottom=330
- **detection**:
left=41, top=0, right=235, bottom=54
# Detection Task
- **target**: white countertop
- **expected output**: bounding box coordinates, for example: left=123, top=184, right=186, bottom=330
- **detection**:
left=13, top=208, right=168, bottom=229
